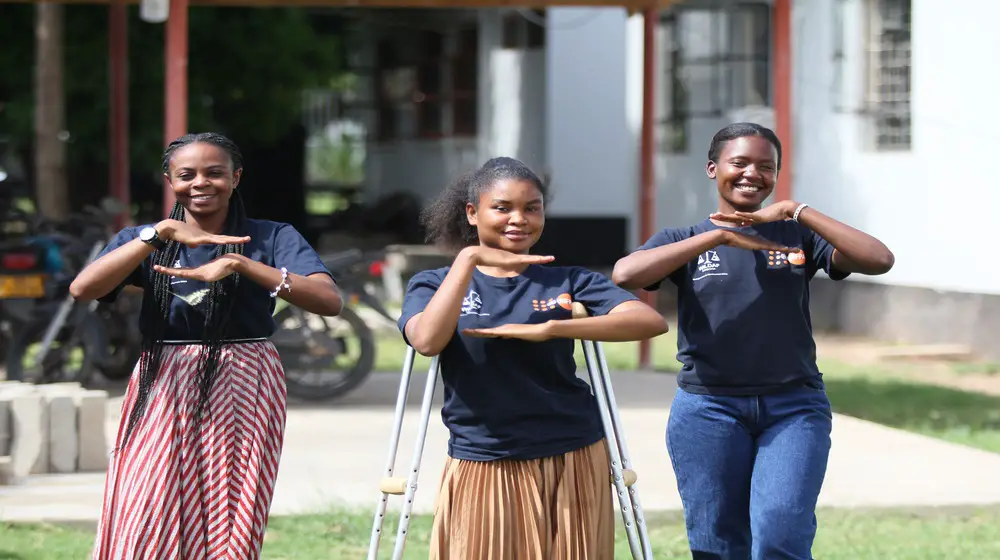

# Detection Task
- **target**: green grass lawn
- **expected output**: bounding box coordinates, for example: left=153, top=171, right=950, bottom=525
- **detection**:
left=3, top=505, right=999, bottom=559
left=818, top=360, right=1000, bottom=454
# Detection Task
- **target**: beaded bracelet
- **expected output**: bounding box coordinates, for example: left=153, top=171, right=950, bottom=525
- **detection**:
left=270, top=267, right=291, bottom=298
left=792, top=203, right=809, bottom=222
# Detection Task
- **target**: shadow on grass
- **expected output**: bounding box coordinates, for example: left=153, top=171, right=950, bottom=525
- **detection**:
left=825, top=375, right=1000, bottom=453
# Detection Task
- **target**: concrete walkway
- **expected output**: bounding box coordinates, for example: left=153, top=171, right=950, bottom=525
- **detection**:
left=3, top=371, right=1000, bottom=523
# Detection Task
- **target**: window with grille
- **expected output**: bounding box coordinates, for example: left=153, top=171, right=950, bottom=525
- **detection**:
left=660, top=2, right=772, bottom=153
left=374, top=25, right=479, bottom=142
left=865, top=0, right=911, bottom=150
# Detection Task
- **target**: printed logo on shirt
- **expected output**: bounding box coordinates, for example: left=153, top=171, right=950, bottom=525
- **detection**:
left=171, top=288, right=210, bottom=308
left=532, top=293, right=573, bottom=312
left=461, top=290, right=490, bottom=316
left=169, top=259, right=187, bottom=285
left=768, top=249, right=806, bottom=269
left=694, top=250, right=727, bottom=281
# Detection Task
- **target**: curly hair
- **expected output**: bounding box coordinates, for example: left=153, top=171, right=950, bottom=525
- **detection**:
left=420, top=157, right=548, bottom=253
left=119, top=132, right=247, bottom=448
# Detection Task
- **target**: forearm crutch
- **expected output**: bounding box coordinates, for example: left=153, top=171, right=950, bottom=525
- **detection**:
left=367, top=347, right=440, bottom=560
left=573, top=302, right=653, bottom=559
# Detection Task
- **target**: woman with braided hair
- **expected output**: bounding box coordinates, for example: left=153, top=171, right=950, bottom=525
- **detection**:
left=70, top=132, right=343, bottom=559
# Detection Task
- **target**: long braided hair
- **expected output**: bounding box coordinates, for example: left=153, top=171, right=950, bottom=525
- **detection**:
left=119, top=132, right=248, bottom=448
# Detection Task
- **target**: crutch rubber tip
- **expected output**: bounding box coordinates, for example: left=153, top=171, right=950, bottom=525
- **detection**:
left=571, top=302, right=589, bottom=319
left=379, top=477, right=408, bottom=495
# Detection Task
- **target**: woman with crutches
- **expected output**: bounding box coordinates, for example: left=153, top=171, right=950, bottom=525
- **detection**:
left=397, top=156, right=668, bottom=559
left=613, top=122, right=895, bottom=560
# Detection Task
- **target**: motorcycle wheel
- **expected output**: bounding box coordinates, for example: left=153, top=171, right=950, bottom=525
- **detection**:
left=274, top=304, right=376, bottom=401
left=5, top=315, right=95, bottom=384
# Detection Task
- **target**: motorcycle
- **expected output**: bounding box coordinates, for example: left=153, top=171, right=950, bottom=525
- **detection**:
left=4, top=200, right=138, bottom=384
left=0, top=238, right=53, bottom=364
left=274, top=247, right=400, bottom=401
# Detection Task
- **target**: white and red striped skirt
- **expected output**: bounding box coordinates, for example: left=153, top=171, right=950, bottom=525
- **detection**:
left=92, top=340, right=287, bottom=560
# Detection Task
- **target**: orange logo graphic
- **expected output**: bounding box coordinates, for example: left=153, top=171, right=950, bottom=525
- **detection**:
left=787, top=250, right=806, bottom=266
left=532, top=293, right=574, bottom=312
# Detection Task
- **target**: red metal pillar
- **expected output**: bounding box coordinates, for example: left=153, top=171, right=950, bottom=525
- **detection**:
left=772, top=0, right=793, bottom=201
left=163, top=0, right=190, bottom=216
left=638, top=6, right=657, bottom=370
left=109, top=0, right=129, bottom=229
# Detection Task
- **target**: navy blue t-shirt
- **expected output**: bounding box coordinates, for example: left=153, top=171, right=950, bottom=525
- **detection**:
left=398, top=265, right=638, bottom=462
left=637, top=218, right=849, bottom=395
left=97, top=219, right=332, bottom=341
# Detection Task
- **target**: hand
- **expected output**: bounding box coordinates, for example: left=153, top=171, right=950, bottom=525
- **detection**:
left=157, top=219, right=251, bottom=248
left=468, top=246, right=555, bottom=268
left=462, top=322, right=553, bottom=342
left=720, top=230, right=800, bottom=253
left=710, top=200, right=799, bottom=226
left=152, top=254, right=243, bottom=282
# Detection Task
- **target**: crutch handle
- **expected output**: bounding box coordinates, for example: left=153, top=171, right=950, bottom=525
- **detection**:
left=379, top=476, right=408, bottom=495
left=571, top=302, right=589, bottom=319
left=616, top=468, right=637, bottom=487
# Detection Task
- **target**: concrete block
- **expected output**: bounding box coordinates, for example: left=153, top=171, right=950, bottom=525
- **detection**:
left=0, top=383, right=34, bottom=397
left=73, top=390, right=109, bottom=472
left=0, top=380, right=24, bottom=391
left=35, top=382, right=84, bottom=394
left=9, top=393, right=47, bottom=478
left=46, top=394, right=78, bottom=473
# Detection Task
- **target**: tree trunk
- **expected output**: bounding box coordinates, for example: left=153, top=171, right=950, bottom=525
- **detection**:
left=34, top=2, right=68, bottom=220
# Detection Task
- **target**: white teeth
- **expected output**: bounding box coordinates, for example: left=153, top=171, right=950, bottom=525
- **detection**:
left=735, top=185, right=761, bottom=192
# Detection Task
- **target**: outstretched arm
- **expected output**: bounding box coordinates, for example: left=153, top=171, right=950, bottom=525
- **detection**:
left=613, top=229, right=799, bottom=291
left=463, top=267, right=668, bottom=343
left=544, top=300, right=668, bottom=341
left=613, top=231, right=726, bottom=291
left=70, top=237, right=154, bottom=301
left=404, top=246, right=556, bottom=356
left=232, top=255, right=342, bottom=316
left=403, top=247, right=480, bottom=356
left=70, top=219, right=251, bottom=301
left=150, top=253, right=343, bottom=316
left=711, top=200, right=895, bottom=276
left=793, top=204, right=895, bottom=275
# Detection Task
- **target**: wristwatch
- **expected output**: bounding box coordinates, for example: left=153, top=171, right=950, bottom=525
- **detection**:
left=139, top=226, right=166, bottom=250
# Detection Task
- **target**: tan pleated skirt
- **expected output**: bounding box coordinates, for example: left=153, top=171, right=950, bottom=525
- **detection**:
left=429, top=439, right=615, bottom=560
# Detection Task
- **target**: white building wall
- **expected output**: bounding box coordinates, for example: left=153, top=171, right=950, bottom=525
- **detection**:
left=478, top=11, right=547, bottom=174
left=362, top=10, right=547, bottom=206
left=793, top=0, right=1000, bottom=295
left=545, top=8, right=636, bottom=244
left=360, top=3, right=1000, bottom=297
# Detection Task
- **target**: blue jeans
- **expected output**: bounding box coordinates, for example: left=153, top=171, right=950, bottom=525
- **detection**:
left=666, top=386, right=833, bottom=560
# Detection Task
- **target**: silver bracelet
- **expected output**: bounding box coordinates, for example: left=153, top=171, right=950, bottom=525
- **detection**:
left=792, top=203, right=809, bottom=222
left=270, top=267, right=291, bottom=298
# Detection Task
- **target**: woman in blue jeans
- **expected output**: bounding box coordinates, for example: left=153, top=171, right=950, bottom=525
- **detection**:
left=612, top=122, right=895, bottom=559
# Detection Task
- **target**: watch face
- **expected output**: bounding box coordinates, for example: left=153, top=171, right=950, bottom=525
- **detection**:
left=140, top=227, right=156, bottom=242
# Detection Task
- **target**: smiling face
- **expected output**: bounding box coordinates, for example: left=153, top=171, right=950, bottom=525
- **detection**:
left=164, top=142, right=242, bottom=218
left=466, top=178, right=545, bottom=254
left=707, top=135, right=779, bottom=213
